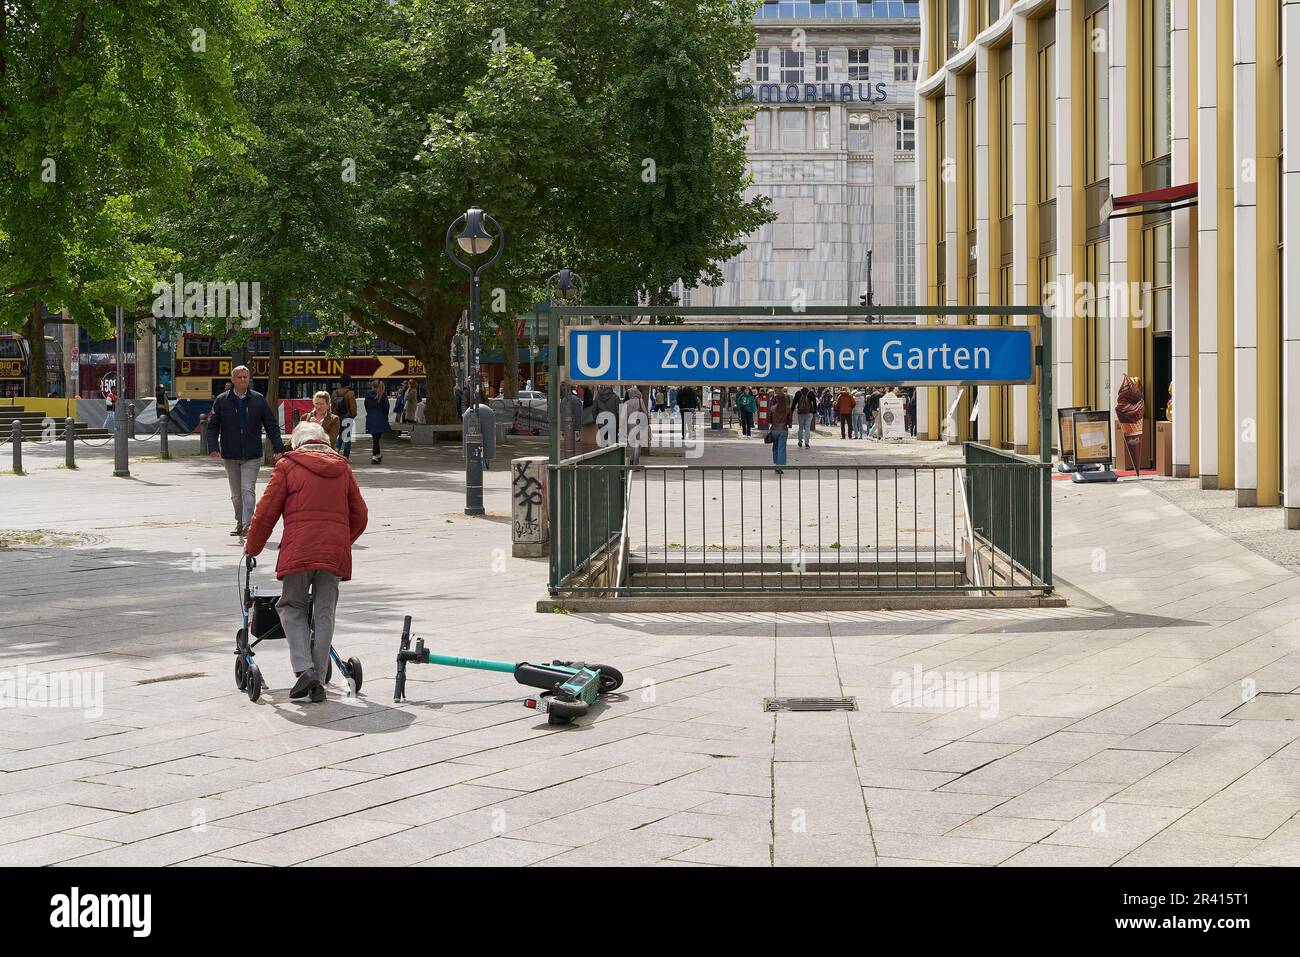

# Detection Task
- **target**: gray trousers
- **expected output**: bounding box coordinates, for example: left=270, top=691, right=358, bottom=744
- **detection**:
left=224, top=457, right=261, bottom=528
left=278, top=569, right=339, bottom=675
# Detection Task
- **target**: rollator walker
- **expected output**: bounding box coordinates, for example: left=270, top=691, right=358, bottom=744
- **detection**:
left=234, top=555, right=364, bottom=702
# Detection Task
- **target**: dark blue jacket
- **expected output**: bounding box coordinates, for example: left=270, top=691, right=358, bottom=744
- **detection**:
left=364, top=393, right=391, bottom=435
left=206, top=388, right=284, bottom=460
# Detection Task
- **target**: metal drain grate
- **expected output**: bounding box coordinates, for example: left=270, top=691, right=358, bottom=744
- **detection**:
left=764, top=697, right=858, bottom=713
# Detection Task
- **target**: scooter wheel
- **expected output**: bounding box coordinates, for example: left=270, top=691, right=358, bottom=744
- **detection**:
left=347, top=657, right=363, bottom=693
left=246, top=664, right=263, bottom=703
left=235, top=655, right=248, bottom=691
left=544, top=696, right=588, bottom=723
left=590, top=665, right=624, bottom=693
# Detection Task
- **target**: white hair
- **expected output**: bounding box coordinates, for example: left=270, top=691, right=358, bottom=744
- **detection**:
left=290, top=421, right=331, bottom=450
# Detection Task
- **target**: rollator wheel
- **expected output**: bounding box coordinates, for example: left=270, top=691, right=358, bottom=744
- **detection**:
left=347, top=657, right=363, bottom=693
left=235, top=655, right=248, bottom=691
left=246, top=664, right=263, bottom=702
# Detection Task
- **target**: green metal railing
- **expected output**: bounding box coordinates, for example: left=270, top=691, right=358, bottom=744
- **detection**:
left=963, top=443, right=1053, bottom=590
left=547, top=459, right=1052, bottom=596
left=549, top=445, right=627, bottom=593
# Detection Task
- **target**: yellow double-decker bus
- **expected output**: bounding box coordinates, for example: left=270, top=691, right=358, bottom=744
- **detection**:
left=174, top=332, right=426, bottom=398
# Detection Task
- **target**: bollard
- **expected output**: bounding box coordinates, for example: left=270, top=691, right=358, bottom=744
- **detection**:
left=10, top=420, right=21, bottom=474
left=758, top=390, right=769, bottom=430
left=160, top=413, right=170, bottom=459
left=711, top=389, right=721, bottom=430
left=64, top=417, right=76, bottom=469
left=200, top=412, right=210, bottom=454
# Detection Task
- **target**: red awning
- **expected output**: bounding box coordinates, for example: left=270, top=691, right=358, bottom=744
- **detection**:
left=1102, top=182, right=1198, bottom=219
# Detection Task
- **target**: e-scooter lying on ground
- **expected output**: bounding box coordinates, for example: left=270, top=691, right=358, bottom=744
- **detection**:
left=392, top=616, right=622, bottom=724
left=234, top=555, right=363, bottom=702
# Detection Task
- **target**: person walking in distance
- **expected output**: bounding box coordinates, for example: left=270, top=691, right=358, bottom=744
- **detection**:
left=303, top=390, right=341, bottom=447
left=836, top=387, right=855, bottom=439
left=363, top=379, right=391, bottom=464
left=766, top=387, right=792, bottom=474
left=794, top=387, right=814, bottom=447
left=676, top=384, right=699, bottom=440
left=103, top=387, right=117, bottom=432
left=736, top=386, right=757, bottom=437
left=851, top=389, right=866, bottom=439
left=206, top=365, right=285, bottom=540
left=623, top=385, right=646, bottom=466
left=243, top=421, right=368, bottom=702
left=330, top=374, right=358, bottom=459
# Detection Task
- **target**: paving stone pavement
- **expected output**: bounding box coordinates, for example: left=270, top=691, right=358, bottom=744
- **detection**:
left=1, top=431, right=1299, bottom=866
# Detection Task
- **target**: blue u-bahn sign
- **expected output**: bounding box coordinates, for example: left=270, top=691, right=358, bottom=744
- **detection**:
left=566, top=325, right=1035, bottom=386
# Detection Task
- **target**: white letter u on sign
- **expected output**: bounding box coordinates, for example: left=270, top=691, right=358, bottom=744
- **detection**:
left=576, top=334, right=613, bottom=377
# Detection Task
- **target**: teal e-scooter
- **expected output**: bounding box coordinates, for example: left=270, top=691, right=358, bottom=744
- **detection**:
left=392, top=617, right=623, bottom=724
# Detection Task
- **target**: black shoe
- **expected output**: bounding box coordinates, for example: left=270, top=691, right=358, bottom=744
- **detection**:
left=309, top=685, right=326, bottom=703
left=290, top=668, right=321, bottom=699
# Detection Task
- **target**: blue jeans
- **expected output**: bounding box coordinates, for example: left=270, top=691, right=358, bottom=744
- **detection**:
left=852, top=412, right=865, bottom=438
left=770, top=428, right=788, bottom=466
left=797, top=413, right=812, bottom=445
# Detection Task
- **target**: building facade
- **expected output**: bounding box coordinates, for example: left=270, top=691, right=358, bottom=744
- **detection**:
left=688, top=1, right=922, bottom=309
left=916, top=0, right=1300, bottom=527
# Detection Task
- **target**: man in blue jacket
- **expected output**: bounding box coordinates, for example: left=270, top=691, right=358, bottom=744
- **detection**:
left=206, top=365, right=285, bottom=538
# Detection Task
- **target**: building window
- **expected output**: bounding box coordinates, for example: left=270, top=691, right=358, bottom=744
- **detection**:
left=1141, top=0, right=1171, bottom=162
left=755, top=48, right=770, bottom=82
left=754, top=109, right=771, bottom=149
left=815, top=48, right=829, bottom=82
left=848, top=112, right=871, bottom=151
left=848, top=49, right=871, bottom=80
left=896, top=111, right=915, bottom=151
left=947, top=0, right=961, bottom=54
left=781, top=48, right=804, bottom=84
left=1143, top=221, right=1172, bottom=333
left=1084, top=3, right=1110, bottom=186
left=896, top=186, right=917, bottom=305
left=1083, top=238, right=1111, bottom=409
left=1038, top=26, right=1056, bottom=204
left=894, top=47, right=920, bottom=81
left=781, top=109, right=806, bottom=150
left=814, top=109, right=830, bottom=148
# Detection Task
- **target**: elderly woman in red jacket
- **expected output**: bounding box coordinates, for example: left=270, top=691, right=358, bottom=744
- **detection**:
left=244, top=421, right=368, bottom=702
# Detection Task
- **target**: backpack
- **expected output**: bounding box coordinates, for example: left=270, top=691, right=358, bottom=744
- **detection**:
left=332, top=389, right=349, bottom=416
left=797, top=392, right=812, bottom=414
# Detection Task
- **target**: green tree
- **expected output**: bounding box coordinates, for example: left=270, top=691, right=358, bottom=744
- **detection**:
left=162, top=0, right=383, bottom=402
left=0, top=0, right=253, bottom=392
left=331, top=0, right=771, bottom=423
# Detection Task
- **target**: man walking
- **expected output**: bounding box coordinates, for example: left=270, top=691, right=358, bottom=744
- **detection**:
left=207, top=365, right=284, bottom=539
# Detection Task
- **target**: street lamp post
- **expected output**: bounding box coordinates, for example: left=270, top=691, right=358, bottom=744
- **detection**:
left=546, top=269, right=584, bottom=453
left=113, top=305, right=129, bottom=477
left=445, top=206, right=504, bottom=516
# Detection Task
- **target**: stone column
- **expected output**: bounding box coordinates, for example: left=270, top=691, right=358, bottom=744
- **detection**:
left=871, top=109, right=898, bottom=305
left=1232, top=0, right=1258, bottom=505
left=511, top=455, right=549, bottom=557
left=1195, top=0, right=1223, bottom=489
left=1012, top=11, right=1032, bottom=452
left=1171, top=0, right=1197, bottom=476
left=1284, top=0, right=1300, bottom=527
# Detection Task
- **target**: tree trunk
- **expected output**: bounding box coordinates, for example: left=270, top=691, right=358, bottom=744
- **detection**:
left=268, top=324, right=281, bottom=403
left=25, top=302, right=47, bottom=396
left=263, top=324, right=283, bottom=464
left=421, top=320, right=458, bottom=425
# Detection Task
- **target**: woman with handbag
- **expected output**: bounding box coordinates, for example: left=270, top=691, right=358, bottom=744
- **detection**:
left=766, top=388, right=792, bottom=474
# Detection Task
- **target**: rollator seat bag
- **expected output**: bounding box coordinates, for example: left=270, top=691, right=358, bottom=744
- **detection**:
left=249, top=586, right=283, bottom=640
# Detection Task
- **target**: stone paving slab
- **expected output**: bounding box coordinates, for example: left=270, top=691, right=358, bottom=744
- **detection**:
left=4, top=433, right=1300, bottom=865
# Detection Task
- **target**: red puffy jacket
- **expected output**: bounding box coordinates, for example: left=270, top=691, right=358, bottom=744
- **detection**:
left=243, top=448, right=368, bottom=581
